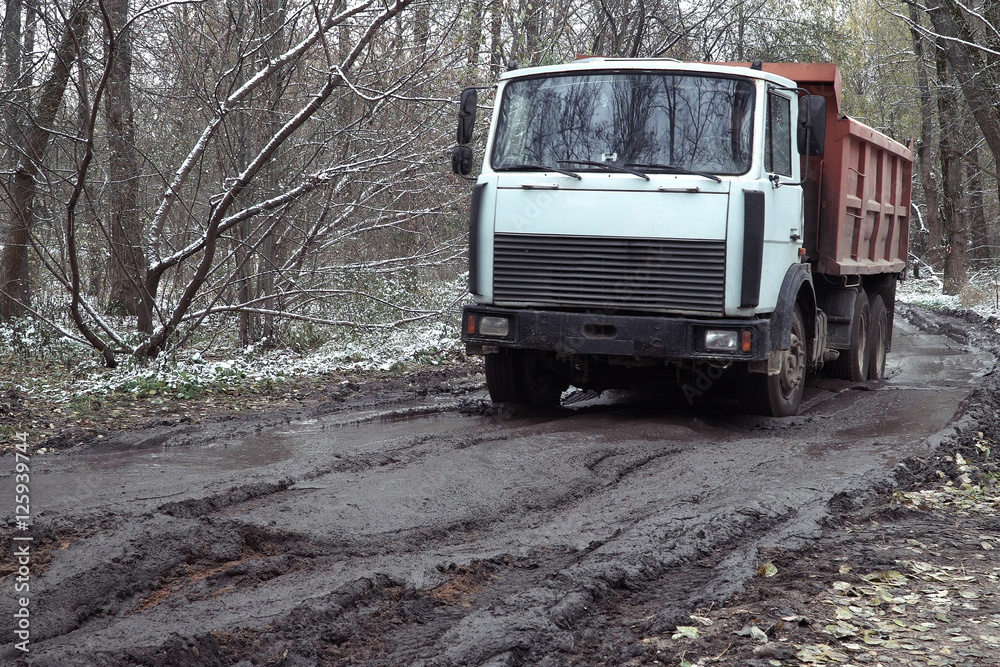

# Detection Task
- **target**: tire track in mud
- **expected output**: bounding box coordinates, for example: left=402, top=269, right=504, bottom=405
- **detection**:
left=8, top=422, right=716, bottom=664
left=2, top=307, right=994, bottom=665
left=11, top=412, right=560, bottom=568
left=6, top=431, right=831, bottom=666
left=6, top=409, right=618, bottom=660
left=47, top=501, right=798, bottom=667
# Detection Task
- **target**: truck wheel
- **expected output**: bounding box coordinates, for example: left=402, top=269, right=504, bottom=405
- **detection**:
left=828, top=290, right=870, bottom=382
left=868, top=295, right=888, bottom=380
left=744, top=306, right=806, bottom=417
left=485, top=349, right=566, bottom=407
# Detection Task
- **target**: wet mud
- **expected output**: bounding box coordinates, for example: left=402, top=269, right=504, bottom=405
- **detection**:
left=1, top=306, right=996, bottom=666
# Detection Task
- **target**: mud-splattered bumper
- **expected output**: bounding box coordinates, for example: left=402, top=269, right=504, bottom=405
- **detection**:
left=462, top=305, right=771, bottom=362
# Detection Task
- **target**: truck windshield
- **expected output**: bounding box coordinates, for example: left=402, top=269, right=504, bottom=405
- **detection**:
left=491, top=72, right=754, bottom=176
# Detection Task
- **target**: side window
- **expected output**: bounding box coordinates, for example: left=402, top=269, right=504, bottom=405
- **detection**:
left=764, top=93, right=792, bottom=176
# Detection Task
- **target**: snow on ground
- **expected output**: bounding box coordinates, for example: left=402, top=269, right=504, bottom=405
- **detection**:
left=898, top=266, right=1000, bottom=319
left=1, top=313, right=464, bottom=404
left=1, top=272, right=470, bottom=404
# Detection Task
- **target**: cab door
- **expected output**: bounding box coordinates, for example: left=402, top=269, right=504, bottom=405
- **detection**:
left=758, top=89, right=804, bottom=311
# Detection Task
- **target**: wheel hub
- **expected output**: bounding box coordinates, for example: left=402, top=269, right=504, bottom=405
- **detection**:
left=779, top=333, right=804, bottom=396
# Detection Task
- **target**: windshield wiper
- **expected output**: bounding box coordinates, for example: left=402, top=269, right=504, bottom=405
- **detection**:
left=624, top=163, right=722, bottom=183
left=496, top=163, right=582, bottom=180
left=557, top=159, right=649, bottom=180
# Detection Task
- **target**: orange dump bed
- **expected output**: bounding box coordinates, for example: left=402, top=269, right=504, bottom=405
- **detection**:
left=751, top=63, right=914, bottom=277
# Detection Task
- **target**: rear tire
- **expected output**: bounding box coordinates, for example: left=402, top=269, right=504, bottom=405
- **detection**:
left=868, top=295, right=888, bottom=380
left=743, top=306, right=807, bottom=417
left=828, top=290, right=870, bottom=382
left=485, top=349, right=567, bottom=407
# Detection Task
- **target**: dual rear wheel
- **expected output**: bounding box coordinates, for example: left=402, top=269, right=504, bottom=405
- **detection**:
left=827, top=289, right=888, bottom=383
left=868, top=295, right=888, bottom=381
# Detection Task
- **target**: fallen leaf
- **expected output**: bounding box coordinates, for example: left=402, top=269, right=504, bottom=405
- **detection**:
left=832, top=581, right=852, bottom=593
left=758, top=562, right=778, bottom=577
left=796, top=643, right=849, bottom=664
left=672, top=625, right=700, bottom=640
left=824, top=622, right=858, bottom=639
left=734, top=624, right=767, bottom=641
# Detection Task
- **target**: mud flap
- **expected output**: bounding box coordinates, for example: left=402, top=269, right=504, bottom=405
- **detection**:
left=817, top=287, right=860, bottom=350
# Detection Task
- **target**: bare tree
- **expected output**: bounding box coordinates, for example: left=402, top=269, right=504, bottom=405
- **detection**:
left=0, top=3, right=89, bottom=320
left=906, top=1, right=943, bottom=268
left=490, top=0, right=503, bottom=74
left=935, top=48, right=968, bottom=294
left=967, top=128, right=991, bottom=265
left=32, top=0, right=477, bottom=365
left=2, top=0, right=25, bottom=168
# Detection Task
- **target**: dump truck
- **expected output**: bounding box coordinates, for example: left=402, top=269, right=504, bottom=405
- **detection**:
left=452, top=60, right=912, bottom=416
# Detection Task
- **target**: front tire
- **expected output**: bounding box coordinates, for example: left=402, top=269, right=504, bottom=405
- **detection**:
left=485, top=349, right=567, bottom=407
left=744, top=306, right=807, bottom=417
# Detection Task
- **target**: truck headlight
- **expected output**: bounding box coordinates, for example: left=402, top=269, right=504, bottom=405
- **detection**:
left=478, top=316, right=510, bottom=337
left=704, top=330, right=738, bottom=352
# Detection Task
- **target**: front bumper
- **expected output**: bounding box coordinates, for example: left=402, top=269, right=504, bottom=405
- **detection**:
left=462, top=305, right=771, bottom=362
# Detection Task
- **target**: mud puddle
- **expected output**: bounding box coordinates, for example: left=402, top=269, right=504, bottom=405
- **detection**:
left=0, top=307, right=994, bottom=666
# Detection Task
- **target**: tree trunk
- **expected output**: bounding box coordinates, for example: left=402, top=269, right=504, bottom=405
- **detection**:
left=257, top=0, right=287, bottom=346
left=966, top=126, right=989, bottom=266
left=3, top=0, right=24, bottom=168
left=522, top=0, right=540, bottom=65
left=104, top=0, right=151, bottom=331
left=0, top=0, right=24, bottom=312
left=414, top=1, right=429, bottom=56
left=229, top=6, right=254, bottom=346
left=906, top=2, right=943, bottom=269
left=0, top=5, right=88, bottom=320
left=466, top=0, right=483, bottom=71
left=935, top=49, right=967, bottom=294
left=490, top=0, right=503, bottom=76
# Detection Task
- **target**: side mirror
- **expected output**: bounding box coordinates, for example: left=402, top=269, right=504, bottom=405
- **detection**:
left=457, top=88, right=478, bottom=145
left=797, top=95, right=826, bottom=156
left=452, top=145, right=474, bottom=176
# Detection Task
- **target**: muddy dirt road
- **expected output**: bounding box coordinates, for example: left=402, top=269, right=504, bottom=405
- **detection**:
left=1, top=307, right=994, bottom=666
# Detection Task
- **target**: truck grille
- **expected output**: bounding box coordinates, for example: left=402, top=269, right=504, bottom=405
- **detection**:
left=492, top=233, right=726, bottom=313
